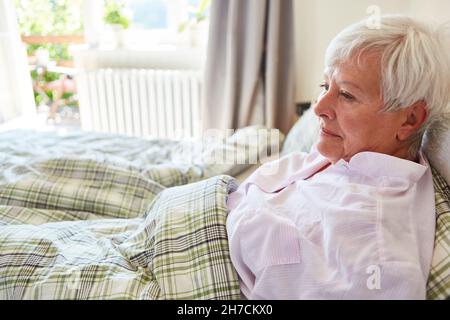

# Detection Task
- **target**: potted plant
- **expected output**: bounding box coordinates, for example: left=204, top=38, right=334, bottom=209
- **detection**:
left=178, top=0, right=210, bottom=47
left=103, top=0, right=131, bottom=48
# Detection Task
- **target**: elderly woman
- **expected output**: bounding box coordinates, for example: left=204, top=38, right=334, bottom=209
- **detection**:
left=226, top=15, right=450, bottom=299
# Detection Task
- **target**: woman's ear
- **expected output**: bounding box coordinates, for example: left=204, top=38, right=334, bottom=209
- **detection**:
left=396, top=101, right=428, bottom=142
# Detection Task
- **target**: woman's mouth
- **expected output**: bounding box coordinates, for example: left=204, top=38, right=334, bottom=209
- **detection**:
left=320, top=127, right=341, bottom=138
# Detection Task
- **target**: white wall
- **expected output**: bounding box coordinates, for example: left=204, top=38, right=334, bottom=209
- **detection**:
left=409, top=0, right=450, bottom=23
left=294, top=0, right=450, bottom=103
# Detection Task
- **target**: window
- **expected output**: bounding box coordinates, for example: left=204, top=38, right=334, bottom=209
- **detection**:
left=128, top=0, right=208, bottom=48
left=14, top=0, right=83, bottom=126
left=128, top=0, right=170, bottom=29
left=14, top=0, right=84, bottom=64
left=97, top=0, right=209, bottom=49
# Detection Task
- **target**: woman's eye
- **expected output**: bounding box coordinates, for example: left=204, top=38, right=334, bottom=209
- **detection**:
left=319, top=83, right=329, bottom=91
left=340, top=91, right=355, bottom=101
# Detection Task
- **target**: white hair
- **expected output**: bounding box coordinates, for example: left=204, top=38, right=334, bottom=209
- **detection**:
left=324, top=15, right=450, bottom=157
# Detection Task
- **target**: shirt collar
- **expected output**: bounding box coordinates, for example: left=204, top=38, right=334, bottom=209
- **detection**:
left=240, top=148, right=428, bottom=195
left=335, top=151, right=429, bottom=183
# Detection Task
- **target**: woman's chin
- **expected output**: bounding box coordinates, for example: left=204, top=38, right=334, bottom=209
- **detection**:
left=316, top=141, right=342, bottom=163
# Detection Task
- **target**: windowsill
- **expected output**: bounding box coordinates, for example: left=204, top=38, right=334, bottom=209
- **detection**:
left=70, top=44, right=206, bottom=70
left=71, top=43, right=205, bottom=54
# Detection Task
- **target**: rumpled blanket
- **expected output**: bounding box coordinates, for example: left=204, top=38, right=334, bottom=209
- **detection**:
left=0, top=128, right=281, bottom=299
left=0, top=158, right=241, bottom=299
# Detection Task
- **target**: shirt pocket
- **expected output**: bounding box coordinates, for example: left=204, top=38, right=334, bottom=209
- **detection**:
left=240, top=208, right=302, bottom=272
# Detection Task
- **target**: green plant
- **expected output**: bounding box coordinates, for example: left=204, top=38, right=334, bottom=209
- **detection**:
left=14, top=0, right=83, bottom=109
left=14, top=0, right=83, bottom=61
left=178, top=0, right=210, bottom=33
left=104, top=0, right=131, bottom=29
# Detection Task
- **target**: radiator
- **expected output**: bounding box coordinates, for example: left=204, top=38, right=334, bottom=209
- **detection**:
left=76, top=68, right=203, bottom=139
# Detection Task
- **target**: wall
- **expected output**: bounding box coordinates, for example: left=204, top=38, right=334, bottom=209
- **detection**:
left=294, top=0, right=450, bottom=103
left=409, top=0, right=450, bottom=23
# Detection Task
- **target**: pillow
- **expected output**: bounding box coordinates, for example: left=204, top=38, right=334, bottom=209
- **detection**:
left=422, top=114, right=450, bottom=187
left=423, top=114, right=450, bottom=300
left=281, top=106, right=320, bottom=155
left=172, top=125, right=285, bottom=178
left=427, top=166, right=450, bottom=300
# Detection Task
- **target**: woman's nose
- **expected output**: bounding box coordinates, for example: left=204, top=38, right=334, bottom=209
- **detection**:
left=313, top=91, right=336, bottom=120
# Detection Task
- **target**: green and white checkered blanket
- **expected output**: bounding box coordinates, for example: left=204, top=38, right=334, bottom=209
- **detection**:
left=0, top=158, right=241, bottom=299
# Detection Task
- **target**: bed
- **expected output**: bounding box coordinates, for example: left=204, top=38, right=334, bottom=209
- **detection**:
left=0, top=126, right=281, bottom=299
left=0, top=112, right=449, bottom=300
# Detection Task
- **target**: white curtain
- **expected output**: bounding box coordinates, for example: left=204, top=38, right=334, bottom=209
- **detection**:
left=0, top=0, right=35, bottom=124
left=202, top=0, right=296, bottom=135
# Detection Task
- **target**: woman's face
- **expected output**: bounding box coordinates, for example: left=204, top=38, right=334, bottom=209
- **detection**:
left=313, top=52, right=409, bottom=163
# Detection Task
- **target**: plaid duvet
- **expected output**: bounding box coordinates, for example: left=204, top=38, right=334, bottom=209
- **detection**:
left=0, top=158, right=241, bottom=299
left=0, top=127, right=283, bottom=300
left=426, top=167, right=450, bottom=300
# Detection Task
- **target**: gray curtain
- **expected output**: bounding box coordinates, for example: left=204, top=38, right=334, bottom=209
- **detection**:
left=202, top=0, right=296, bottom=135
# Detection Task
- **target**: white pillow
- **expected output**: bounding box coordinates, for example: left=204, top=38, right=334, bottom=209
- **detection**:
left=281, top=107, right=320, bottom=155
left=422, top=114, right=450, bottom=186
